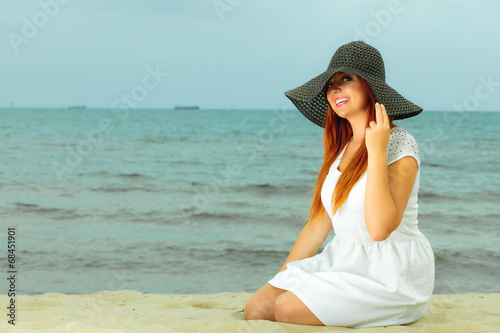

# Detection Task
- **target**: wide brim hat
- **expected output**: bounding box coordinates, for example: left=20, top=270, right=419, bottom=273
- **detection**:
left=285, top=41, right=422, bottom=128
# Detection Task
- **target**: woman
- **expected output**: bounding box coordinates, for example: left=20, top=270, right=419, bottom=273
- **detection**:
left=244, top=41, right=435, bottom=328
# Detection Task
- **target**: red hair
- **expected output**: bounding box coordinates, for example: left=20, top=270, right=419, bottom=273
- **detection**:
left=304, top=75, right=388, bottom=224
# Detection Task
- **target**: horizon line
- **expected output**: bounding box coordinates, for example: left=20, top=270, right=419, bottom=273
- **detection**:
left=0, top=107, right=500, bottom=113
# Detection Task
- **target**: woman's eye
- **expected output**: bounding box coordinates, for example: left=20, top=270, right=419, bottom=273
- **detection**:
left=327, top=75, right=351, bottom=90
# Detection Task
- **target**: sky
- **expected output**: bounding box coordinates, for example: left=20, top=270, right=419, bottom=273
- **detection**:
left=1, top=0, right=500, bottom=111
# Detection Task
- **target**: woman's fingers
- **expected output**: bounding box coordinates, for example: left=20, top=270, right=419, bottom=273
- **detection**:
left=367, top=103, right=390, bottom=153
left=375, top=102, right=389, bottom=126
left=375, top=102, right=383, bottom=124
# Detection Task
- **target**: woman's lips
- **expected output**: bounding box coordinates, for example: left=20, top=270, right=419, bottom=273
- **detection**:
left=335, top=97, right=350, bottom=107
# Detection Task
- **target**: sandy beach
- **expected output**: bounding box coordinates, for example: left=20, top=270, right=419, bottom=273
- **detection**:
left=1, top=291, right=499, bottom=332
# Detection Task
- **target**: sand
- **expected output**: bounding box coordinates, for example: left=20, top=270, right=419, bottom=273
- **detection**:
left=0, top=292, right=499, bottom=332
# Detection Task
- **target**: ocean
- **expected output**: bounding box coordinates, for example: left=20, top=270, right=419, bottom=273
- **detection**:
left=1, top=108, right=499, bottom=296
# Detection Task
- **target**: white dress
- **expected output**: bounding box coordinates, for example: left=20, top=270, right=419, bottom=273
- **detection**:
left=268, top=127, right=435, bottom=328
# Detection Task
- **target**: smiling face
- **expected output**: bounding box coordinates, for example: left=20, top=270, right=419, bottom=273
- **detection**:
left=324, top=72, right=370, bottom=120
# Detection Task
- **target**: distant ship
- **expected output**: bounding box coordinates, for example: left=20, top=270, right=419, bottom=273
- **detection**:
left=174, top=106, right=199, bottom=110
left=68, top=105, right=86, bottom=110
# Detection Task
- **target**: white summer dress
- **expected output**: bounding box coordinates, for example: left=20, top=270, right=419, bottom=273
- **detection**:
left=268, top=127, right=435, bottom=328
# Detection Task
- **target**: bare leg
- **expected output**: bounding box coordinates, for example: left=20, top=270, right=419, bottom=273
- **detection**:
left=244, top=283, right=287, bottom=321
left=273, top=291, right=324, bottom=326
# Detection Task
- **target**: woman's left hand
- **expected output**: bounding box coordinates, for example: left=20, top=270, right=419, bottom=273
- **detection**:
left=365, top=102, right=390, bottom=155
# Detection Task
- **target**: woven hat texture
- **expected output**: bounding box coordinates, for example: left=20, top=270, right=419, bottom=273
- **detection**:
left=285, top=41, right=422, bottom=128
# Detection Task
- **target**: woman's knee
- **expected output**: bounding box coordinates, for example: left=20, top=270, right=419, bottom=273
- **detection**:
left=244, top=296, right=275, bottom=320
left=244, top=298, right=266, bottom=320
left=244, top=284, right=285, bottom=321
left=273, top=293, right=293, bottom=323
left=273, top=292, right=324, bottom=326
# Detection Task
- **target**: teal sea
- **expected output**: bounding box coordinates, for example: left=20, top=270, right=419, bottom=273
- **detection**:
left=1, top=108, right=499, bottom=295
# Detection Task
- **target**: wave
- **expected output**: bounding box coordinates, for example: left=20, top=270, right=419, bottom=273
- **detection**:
left=138, top=136, right=192, bottom=144
left=78, top=171, right=150, bottom=179
left=418, top=191, right=457, bottom=200
left=89, top=184, right=160, bottom=193
left=434, top=248, right=500, bottom=265
left=189, top=211, right=244, bottom=222
left=146, top=242, right=290, bottom=262
left=181, top=181, right=310, bottom=198
left=419, top=190, right=500, bottom=206
left=116, top=172, right=148, bottom=179
left=10, top=202, right=85, bottom=219
left=119, top=209, right=251, bottom=225
left=138, top=136, right=170, bottom=144
left=433, top=248, right=500, bottom=293
left=224, top=247, right=290, bottom=256
left=171, top=160, right=203, bottom=167
left=421, top=162, right=452, bottom=169
left=79, top=171, right=111, bottom=177
left=232, top=182, right=309, bottom=196
left=463, top=190, right=500, bottom=201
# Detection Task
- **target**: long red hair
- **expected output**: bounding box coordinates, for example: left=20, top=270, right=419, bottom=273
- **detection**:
left=304, top=75, right=387, bottom=224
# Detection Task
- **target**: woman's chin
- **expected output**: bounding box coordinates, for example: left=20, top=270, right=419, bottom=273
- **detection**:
left=333, top=105, right=370, bottom=121
left=333, top=108, right=350, bottom=119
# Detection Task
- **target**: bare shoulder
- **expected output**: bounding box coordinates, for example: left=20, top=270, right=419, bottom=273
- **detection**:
left=388, top=155, right=418, bottom=183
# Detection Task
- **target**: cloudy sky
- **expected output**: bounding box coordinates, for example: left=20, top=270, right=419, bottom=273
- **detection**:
left=1, top=0, right=500, bottom=111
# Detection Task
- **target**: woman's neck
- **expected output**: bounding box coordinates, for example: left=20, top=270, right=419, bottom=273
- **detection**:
left=348, top=116, right=367, bottom=146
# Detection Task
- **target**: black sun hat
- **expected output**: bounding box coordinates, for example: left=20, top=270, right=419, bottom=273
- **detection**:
left=284, top=41, right=422, bottom=128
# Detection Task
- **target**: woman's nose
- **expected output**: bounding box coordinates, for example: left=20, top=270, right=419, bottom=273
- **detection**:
left=329, top=84, right=341, bottom=93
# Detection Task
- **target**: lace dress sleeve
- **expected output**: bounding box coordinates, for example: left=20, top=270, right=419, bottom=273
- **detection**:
left=386, top=127, right=420, bottom=166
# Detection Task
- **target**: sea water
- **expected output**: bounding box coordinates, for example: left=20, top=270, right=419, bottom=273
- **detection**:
left=0, top=108, right=499, bottom=295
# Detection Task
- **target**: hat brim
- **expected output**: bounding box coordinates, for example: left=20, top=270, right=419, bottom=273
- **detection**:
left=285, top=66, right=422, bottom=128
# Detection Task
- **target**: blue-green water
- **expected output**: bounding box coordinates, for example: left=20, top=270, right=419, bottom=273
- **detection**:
left=0, top=108, right=499, bottom=295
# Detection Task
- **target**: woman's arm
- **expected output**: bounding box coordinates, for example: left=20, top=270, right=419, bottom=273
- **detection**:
left=364, top=103, right=418, bottom=241
left=365, top=155, right=418, bottom=241
left=278, top=211, right=332, bottom=272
